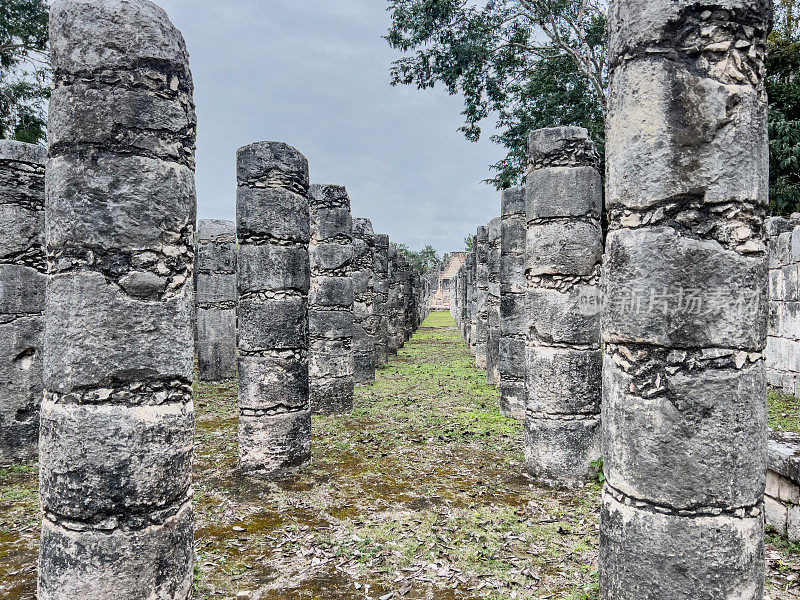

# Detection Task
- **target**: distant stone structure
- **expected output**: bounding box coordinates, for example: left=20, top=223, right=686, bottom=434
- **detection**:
left=431, top=252, right=467, bottom=310
left=237, top=142, right=311, bottom=478
left=500, top=187, right=526, bottom=419
left=196, top=219, right=237, bottom=381
left=600, top=1, right=770, bottom=598
left=0, top=141, right=46, bottom=465
left=41, top=1, right=197, bottom=597
left=308, top=184, right=354, bottom=415
left=352, top=218, right=376, bottom=384
left=487, top=218, right=502, bottom=386
left=524, top=127, right=603, bottom=488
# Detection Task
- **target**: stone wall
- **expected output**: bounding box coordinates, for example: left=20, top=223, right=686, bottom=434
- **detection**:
left=0, top=140, right=46, bottom=465
left=196, top=219, right=237, bottom=381
left=766, top=215, right=800, bottom=394
left=765, top=430, right=800, bottom=542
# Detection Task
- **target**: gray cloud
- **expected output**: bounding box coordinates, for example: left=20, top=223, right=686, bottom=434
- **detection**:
left=159, top=0, right=505, bottom=254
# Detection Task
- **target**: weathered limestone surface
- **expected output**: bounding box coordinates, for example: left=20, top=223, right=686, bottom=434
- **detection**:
left=41, top=1, right=197, bottom=597
left=468, top=244, right=477, bottom=353
left=197, top=219, right=237, bottom=381
left=373, top=234, right=390, bottom=366
left=0, top=141, right=45, bottom=465
left=525, top=127, right=603, bottom=488
left=237, top=142, right=311, bottom=478
left=500, top=187, right=526, bottom=419
left=352, top=218, right=377, bottom=384
left=600, top=2, right=770, bottom=598
left=308, top=184, right=354, bottom=415
left=487, top=217, right=502, bottom=386
left=475, top=227, right=489, bottom=369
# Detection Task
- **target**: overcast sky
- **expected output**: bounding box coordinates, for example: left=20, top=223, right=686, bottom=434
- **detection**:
left=156, top=0, right=505, bottom=255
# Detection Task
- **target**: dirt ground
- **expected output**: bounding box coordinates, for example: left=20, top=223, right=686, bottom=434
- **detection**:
left=0, top=311, right=799, bottom=599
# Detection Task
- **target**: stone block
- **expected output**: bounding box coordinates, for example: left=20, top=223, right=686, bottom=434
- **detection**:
left=310, top=242, right=354, bottom=273
left=196, top=273, right=236, bottom=306
left=39, top=400, right=193, bottom=520
left=527, top=285, right=601, bottom=346
left=46, top=153, right=195, bottom=251
left=0, top=317, right=43, bottom=464
left=526, top=346, right=601, bottom=415
left=238, top=297, right=307, bottom=352
left=310, top=276, right=353, bottom=308
left=238, top=245, right=309, bottom=294
left=236, top=187, right=309, bottom=243
left=526, top=220, right=602, bottom=277
left=238, top=411, right=311, bottom=478
left=603, top=228, right=767, bottom=351
left=605, top=59, right=768, bottom=212
left=524, top=415, right=601, bottom=488
left=45, top=271, right=194, bottom=393
left=309, top=309, right=354, bottom=341
left=603, top=356, right=767, bottom=509
left=196, top=308, right=236, bottom=382
left=238, top=355, right=308, bottom=413
left=0, top=203, right=43, bottom=260
left=0, top=265, right=45, bottom=314
left=526, top=166, right=602, bottom=219
left=38, top=502, right=194, bottom=600
left=600, top=491, right=764, bottom=600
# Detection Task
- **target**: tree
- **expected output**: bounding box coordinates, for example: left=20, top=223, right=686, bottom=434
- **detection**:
left=394, top=243, right=442, bottom=274
left=768, top=0, right=800, bottom=214
left=385, top=0, right=606, bottom=188
left=0, top=0, right=49, bottom=144
left=464, top=235, right=474, bottom=252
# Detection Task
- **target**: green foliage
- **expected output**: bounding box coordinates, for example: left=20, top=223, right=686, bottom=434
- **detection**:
left=768, top=1, right=800, bottom=214
left=0, top=0, right=50, bottom=144
left=385, top=0, right=606, bottom=189
left=464, top=234, right=474, bottom=252
left=590, top=457, right=604, bottom=484
left=394, top=242, right=442, bottom=274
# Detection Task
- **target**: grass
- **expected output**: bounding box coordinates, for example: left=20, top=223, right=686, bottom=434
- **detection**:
left=769, top=389, right=800, bottom=434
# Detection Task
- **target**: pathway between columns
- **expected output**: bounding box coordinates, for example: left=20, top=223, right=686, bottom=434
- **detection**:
left=0, top=313, right=798, bottom=599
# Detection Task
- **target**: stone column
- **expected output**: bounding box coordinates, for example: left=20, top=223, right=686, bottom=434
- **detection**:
left=308, top=184, right=354, bottom=415
left=600, top=2, right=770, bottom=599
left=387, top=246, right=401, bottom=355
left=352, top=218, right=376, bottom=384
left=487, top=217, right=502, bottom=386
left=373, top=234, right=390, bottom=366
left=41, top=1, right=196, bottom=597
left=524, top=127, right=603, bottom=488
left=475, top=226, right=489, bottom=370
left=467, top=246, right=478, bottom=352
left=196, top=219, right=237, bottom=382
left=458, top=262, right=472, bottom=348
left=237, top=142, right=311, bottom=478
left=0, top=141, right=45, bottom=465
left=500, top=186, right=526, bottom=419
